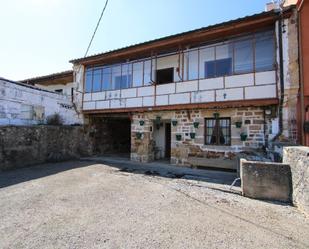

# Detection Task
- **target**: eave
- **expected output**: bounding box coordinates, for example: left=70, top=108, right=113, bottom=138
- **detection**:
left=70, top=7, right=294, bottom=67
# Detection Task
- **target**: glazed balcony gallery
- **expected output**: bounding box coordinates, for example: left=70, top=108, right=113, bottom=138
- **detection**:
left=84, top=30, right=275, bottom=93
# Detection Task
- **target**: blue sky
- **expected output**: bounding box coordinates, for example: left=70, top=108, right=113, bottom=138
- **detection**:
left=0, top=0, right=270, bottom=80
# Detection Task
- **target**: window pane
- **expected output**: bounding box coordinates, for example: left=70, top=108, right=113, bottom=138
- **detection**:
left=234, top=39, right=253, bottom=73
left=255, top=31, right=275, bottom=71
left=133, top=62, right=143, bottom=87
left=200, top=47, right=215, bottom=78
left=85, top=68, right=93, bottom=93
left=215, top=44, right=233, bottom=76
left=187, top=50, right=198, bottom=80
left=121, top=63, right=132, bottom=89
left=112, top=65, right=121, bottom=90
left=205, top=118, right=230, bottom=145
left=144, top=60, right=152, bottom=85
left=102, top=67, right=111, bottom=90
left=92, top=68, right=102, bottom=92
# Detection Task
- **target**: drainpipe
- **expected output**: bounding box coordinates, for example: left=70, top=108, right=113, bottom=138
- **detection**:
left=272, top=12, right=285, bottom=141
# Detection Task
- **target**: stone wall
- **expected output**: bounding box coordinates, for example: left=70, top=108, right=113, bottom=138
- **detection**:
left=240, top=159, right=292, bottom=202
left=130, top=107, right=268, bottom=168
left=283, top=147, right=309, bottom=215
left=0, top=125, right=93, bottom=171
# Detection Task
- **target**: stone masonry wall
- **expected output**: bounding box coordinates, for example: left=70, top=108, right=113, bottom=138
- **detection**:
left=0, top=125, right=93, bottom=171
left=130, top=107, right=266, bottom=166
left=283, top=146, right=309, bottom=216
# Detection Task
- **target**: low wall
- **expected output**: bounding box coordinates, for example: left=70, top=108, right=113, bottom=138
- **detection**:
left=283, top=147, right=309, bottom=215
left=0, top=125, right=93, bottom=171
left=240, top=159, right=292, bottom=202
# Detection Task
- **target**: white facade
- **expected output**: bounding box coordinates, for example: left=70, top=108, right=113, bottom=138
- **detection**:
left=0, top=78, right=82, bottom=125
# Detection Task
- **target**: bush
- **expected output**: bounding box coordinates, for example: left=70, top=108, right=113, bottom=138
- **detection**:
left=46, top=113, right=64, bottom=125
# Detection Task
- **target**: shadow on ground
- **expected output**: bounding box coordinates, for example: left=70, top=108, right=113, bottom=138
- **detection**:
left=0, top=157, right=239, bottom=192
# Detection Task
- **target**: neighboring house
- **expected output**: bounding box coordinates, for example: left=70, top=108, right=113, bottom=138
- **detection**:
left=69, top=5, right=299, bottom=168
left=0, top=77, right=81, bottom=125
left=21, top=70, right=74, bottom=96
left=297, top=0, right=309, bottom=146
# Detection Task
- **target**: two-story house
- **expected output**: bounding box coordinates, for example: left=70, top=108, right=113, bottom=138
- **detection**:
left=70, top=6, right=299, bottom=169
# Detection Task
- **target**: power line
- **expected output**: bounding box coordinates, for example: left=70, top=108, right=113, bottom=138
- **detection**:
left=84, top=0, right=109, bottom=57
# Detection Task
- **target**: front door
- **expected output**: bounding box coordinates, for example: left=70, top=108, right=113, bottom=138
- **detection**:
left=165, top=123, right=171, bottom=159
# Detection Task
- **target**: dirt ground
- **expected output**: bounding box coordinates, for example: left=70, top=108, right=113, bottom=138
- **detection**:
left=0, top=160, right=308, bottom=249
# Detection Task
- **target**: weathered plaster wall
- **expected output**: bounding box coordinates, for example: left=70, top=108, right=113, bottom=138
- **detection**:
left=0, top=125, right=93, bottom=171
left=130, top=107, right=267, bottom=168
left=278, top=11, right=300, bottom=143
left=0, top=78, right=82, bottom=125
left=283, top=146, right=309, bottom=215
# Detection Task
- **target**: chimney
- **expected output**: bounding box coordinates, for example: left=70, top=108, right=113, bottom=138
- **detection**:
left=265, top=2, right=279, bottom=11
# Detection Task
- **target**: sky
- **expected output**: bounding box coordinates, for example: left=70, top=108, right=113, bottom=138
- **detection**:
left=0, top=0, right=271, bottom=81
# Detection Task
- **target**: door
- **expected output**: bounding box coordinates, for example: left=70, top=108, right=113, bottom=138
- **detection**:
left=165, top=123, right=171, bottom=159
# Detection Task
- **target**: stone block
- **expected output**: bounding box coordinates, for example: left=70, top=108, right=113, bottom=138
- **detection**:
left=240, top=159, right=292, bottom=202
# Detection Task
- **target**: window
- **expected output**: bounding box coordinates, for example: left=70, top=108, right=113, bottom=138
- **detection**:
left=255, top=31, right=275, bottom=71
left=200, top=47, right=215, bottom=78
left=92, top=68, right=102, bottom=92
left=205, top=118, right=231, bottom=145
left=85, top=68, right=93, bottom=93
left=121, top=63, right=132, bottom=89
left=185, top=50, right=198, bottom=80
left=112, top=65, right=121, bottom=89
left=133, top=62, right=143, bottom=87
left=144, top=59, right=154, bottom=85
left=234, top=38, right=253, bottom=74
left=156, top=68, right=174, bottom=84
left=202, top=44, right=233, bottom=78
left=102, top=67, right=112, bottom=90
left=215, top=44, right=233, bottom=77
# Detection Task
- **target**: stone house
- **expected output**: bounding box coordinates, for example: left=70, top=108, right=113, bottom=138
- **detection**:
left=21, top=70, right=75, bottom=97
left=69, top=6, right=299, bottom=169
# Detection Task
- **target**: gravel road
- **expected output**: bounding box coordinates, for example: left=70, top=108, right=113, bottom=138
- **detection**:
left=0, top=160, right=308, bottom=249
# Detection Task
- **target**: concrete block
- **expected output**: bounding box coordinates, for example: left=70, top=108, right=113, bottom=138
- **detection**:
left=240, top=159, right=292, bottom=202
left=156, top=83, right=175, bottom=95
left=156, top=95, right=169, bottom=106
left=255, top=71, right=276, bottom=85
left=225, top=73, right=254, bottom=88
left=126, top=97, right=143, bottom=107
left=176, top=81, right=198, bottom=93
left=191, top=90, right=215, bottom=103
left=199, top=77, right=224, bottom=90
left=245, top=84, right=276, bottom=99
left=83, top=101, right=95, bottom=110
left=110, top=99, right=125, bottom=108
left=143, top=96, right=154, bottom=106
left=216, top=88, right=243, bottom=101
left=121, top=88, right=137, bottom=98
left=105, top=90, right=121, bottom=99
left=169, top=93, right=190, bottom=105
left=92, top=92, right=105, bottom=101
left=96, top=100, right=109, bottom=109
left=83, top=93, right=92, bottom=101
left=137, top=86, right=154, bottom=97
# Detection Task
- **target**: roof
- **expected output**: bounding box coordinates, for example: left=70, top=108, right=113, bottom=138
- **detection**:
left=69, top=7, right=294, bottom=66
left=0, top=77, right=64, bottom=94
left=20, top=70, right=73, bottom=86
